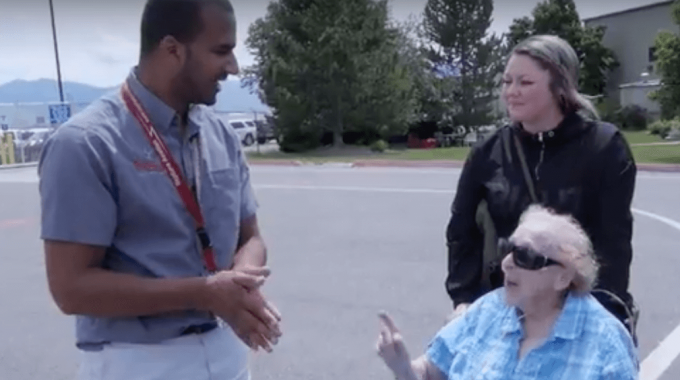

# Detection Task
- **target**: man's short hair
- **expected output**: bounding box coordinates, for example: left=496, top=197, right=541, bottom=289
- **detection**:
left=140, top=0, right=234, bottom=57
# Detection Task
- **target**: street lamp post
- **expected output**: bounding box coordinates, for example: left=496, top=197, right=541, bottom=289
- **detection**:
left=49, top=0, right=65, bottom=103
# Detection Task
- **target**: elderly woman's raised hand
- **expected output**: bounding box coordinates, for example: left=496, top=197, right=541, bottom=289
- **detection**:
left=376, top=312, right=416, bottom=378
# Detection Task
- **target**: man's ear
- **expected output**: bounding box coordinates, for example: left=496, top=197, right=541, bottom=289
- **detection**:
left=157, top=36, right=188, bottom=68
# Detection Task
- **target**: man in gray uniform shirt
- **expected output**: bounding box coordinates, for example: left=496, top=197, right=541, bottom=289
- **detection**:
left=38, top=0, right=281, bottom=378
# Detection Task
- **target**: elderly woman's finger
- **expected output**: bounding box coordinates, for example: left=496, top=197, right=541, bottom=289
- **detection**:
left=391, top=332, right=405, bottom=353
left=380, top=324, right=393, bottom=346
left=376, top=334, right=385, bottom=352
left=378, top=311, right=400, bottom=334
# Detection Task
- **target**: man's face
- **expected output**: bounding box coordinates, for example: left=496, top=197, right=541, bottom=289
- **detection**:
left=179, top=4, right=239, bottom=106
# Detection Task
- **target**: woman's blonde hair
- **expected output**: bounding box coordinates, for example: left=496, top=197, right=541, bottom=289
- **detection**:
left=514, top=205, right=599, bottom=294
left=511, top=34, right=599, bottom=120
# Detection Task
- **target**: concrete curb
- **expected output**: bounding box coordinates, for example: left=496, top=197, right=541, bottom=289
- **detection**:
left=3, top=159, right=676, bottom=173
left=251, top=159, right=680, bottom=173
left=630, top=141, right=680, bottom=147
left=351, top=160, right=465, bottom=169
left=249, top=159, right=303, bottom=167
left=0, top=162, right=38, bottom=170
left=636, top=163, right=680, bottom=173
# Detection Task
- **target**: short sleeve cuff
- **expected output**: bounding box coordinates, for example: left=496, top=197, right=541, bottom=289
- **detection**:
left=39, top=126, right=117, bottom=246
left=240, top=183, right=259, bottom=220
left=426, top=335, right=453, bottom=376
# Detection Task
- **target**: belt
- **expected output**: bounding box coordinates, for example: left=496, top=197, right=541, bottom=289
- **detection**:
left=180, top=322, right=218, bottom=336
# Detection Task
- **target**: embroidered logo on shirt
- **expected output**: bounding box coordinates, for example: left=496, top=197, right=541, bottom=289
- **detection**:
left=133, top=159, right=164, bottom=172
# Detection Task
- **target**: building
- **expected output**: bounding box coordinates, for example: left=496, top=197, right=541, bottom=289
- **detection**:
left=0, top=101, right=89, bottom=131
left=584, top=1, right=678, bottom=117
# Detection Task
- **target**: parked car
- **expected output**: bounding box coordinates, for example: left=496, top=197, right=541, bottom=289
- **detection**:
left=4, top=129, right=31, bottom=150
left=228, top=119, right=257, bottom=146
left=25, top=128, right=52, bottom=147
left=254, top=119, right=275, bottom=144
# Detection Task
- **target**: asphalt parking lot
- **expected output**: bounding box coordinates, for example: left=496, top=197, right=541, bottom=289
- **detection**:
left=1, top=165, right=679, bottom=379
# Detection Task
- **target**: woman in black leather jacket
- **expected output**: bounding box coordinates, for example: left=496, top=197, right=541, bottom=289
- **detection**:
left=445, top=35, right=638, bottom=338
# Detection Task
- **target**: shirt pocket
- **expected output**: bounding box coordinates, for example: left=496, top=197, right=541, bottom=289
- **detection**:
left=205, top=167, right=241, bottom=219
left=474, top=360, right=508, bottom=380
left=208, top=167, right=240, bottom=191
left=202, top=167, right=241, bottom=266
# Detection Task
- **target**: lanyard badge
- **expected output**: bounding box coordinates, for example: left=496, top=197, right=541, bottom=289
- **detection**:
left=121, top=82, right=218, bottom=273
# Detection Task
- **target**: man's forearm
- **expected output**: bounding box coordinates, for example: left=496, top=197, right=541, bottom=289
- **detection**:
left=56, top=269, right=210, bottom=318
left=233, top=235, right=267, bottom=269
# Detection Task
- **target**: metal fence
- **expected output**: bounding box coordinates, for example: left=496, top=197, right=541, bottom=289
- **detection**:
left=0, top=101, right=85, bottom=166
left=0, top=108, right=274, bottom=167
left=0, top=128, right=55, bottom=166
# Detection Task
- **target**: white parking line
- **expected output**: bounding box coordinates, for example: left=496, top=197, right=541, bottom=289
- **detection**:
left=255, top=184, right=454, bottom=194
left=632, top=209, right=680, bottom=380
left=255, top=184, right=680, bottom=379
left=2, top=167, right=680, bottom=377
left=251, top=165, right=680, bottom=179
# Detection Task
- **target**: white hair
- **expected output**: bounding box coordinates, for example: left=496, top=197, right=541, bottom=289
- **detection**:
left=513, top=204, right=599, bottom=294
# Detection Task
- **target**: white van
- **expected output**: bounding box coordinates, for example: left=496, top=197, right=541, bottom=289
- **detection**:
left=228, top=119, right=257, bottom=147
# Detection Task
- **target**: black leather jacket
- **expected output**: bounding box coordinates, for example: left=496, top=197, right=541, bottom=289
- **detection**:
left=445, top=112, right=636, bottom=315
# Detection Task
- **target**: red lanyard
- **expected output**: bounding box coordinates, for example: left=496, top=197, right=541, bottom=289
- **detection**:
left=121, top=82, right=218, bottom=273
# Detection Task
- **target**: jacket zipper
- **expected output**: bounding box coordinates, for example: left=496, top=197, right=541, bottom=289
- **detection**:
left=535, top=132, right=545, bottom=182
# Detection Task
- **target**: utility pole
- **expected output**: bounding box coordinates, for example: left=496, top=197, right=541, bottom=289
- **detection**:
left=49, top=0, right=65, bottom=103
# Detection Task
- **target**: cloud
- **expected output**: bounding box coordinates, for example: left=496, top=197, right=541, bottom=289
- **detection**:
left=88, top=30, right=138, bottom=67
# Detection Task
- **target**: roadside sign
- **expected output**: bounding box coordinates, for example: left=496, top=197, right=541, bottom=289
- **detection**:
left=49, top=104, right=71, bottom=124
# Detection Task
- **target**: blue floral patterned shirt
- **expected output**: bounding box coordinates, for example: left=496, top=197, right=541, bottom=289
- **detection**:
left=426, top=288, right=638, bottom=379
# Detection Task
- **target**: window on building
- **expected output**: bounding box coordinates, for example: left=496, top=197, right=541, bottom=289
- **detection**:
left=649, top=47, right=657, bottom=62
left=37, top=116, right=45, bottom=124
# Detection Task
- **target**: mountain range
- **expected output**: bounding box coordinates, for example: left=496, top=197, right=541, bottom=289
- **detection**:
left=0, top=78, right=270, bottom=113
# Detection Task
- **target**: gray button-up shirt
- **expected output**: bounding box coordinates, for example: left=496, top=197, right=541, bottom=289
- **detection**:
left=39, top=68, right=258, bottom=350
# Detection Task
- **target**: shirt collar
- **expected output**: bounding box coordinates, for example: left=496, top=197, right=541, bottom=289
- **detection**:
left=125, top=67, right=201, bottom=139
left=551, top=291, right=586, bottom=340
left=499, top=290, right=585, bottom=340
left=500, top=289, right=523, bottom=335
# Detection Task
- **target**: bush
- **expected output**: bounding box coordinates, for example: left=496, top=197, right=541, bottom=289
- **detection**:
left=370, top=139, right=388, bottom=153
left=596, top=99, right=621, bottom=125
left=617, top=105, right=649, bottom=131
left=649, top=118, right=680, bottom=139
left=278, top=129, right=323, bottom=152
left=648, top=120, right=668, bottom=137
left=667, top=128, right=680, bottom=141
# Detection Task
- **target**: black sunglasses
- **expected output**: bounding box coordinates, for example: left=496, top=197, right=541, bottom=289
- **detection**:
left=498, top=238, right=561, bottom=270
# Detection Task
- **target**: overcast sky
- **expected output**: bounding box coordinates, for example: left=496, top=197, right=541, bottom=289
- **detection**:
left=0, top=0, right=661, bottom=87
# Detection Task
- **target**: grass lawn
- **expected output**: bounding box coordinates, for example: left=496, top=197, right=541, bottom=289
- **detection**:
left=248, top=133, right=678, bottom=165
left=622, top=130, right=664, bottom=145
left=247, top=145, right=472, bottom=163
left=390, top=146, right=471, bottom=161
left=631, top=144, right=680, bottom=165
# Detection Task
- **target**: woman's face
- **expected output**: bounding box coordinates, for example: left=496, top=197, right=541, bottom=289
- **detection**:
left=500, top=229, right=574, bottom=310
left=502, top=54, right=560, bottom=125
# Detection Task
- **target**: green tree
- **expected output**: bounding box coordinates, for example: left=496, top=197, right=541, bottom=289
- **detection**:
left=243, top=0, right=417, bottom=151
left=649, top=0, right=680, bottom=119
left=507, top=0, right=618, bottom=97
left=422, top=0, right=506, bottom=132
left=398, top=16, right=459, bottom=126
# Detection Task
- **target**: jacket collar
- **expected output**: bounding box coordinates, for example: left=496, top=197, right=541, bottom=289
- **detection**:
left=513, top=111, right=589, bottom=146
